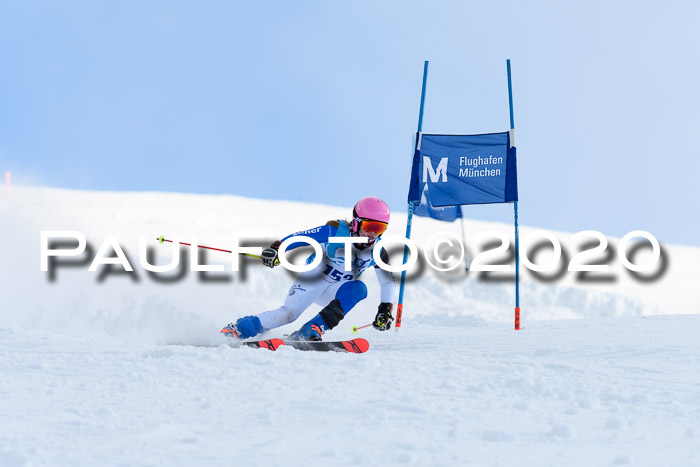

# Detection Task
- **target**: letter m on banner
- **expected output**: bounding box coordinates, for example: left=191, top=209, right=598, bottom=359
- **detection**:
left=423, top=156, right=448, bottom=183
left=408, top=131, right=518, bottom=207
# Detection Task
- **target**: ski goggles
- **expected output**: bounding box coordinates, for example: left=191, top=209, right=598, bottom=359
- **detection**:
left=359, top=219, right=388, bottom=235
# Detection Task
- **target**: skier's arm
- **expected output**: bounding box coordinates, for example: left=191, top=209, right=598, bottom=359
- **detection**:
left=281, top=224, right=338, bottom=250
left=261, top=224, right=338, bottom=268
left=374, top=248, right=396, bottom=303
left=375, top=267, right=396, bottom=303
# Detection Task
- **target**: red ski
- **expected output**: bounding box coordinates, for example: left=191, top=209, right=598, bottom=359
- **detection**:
left=243, top=338, right=286, bottom=351
left=244, top=338, right=369, bottom=353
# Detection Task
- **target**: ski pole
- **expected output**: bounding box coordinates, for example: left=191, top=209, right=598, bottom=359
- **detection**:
left=156, top=236, right=275, bottom=263
left=351, top=323, right=373, bottom=334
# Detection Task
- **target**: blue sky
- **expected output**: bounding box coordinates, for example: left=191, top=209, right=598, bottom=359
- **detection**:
left=1, top=1, right=699, bottom=246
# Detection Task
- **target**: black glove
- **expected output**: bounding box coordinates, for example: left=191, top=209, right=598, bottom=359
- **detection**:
left=373, top=302, right=394, bottom=331
left=261, top=240, right=281, bottom=268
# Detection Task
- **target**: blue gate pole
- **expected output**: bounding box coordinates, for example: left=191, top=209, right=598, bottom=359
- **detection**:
left=507, top=59, right=521, bottom=330
left=459, top=206, right=469, bottom=272
left=395, top=60, right=429, bottom=331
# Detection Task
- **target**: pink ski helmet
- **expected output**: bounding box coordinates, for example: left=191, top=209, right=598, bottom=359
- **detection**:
left=350, top=197, right=390, bottom=237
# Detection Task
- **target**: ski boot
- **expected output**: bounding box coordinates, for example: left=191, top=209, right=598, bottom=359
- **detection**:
left=220, top=315, right=266, bottom=339
left=288, top=299, right=346, bottom=342
left=220, top=322, right=241, bottom=338
left=288, top=321, right=325, bottom=341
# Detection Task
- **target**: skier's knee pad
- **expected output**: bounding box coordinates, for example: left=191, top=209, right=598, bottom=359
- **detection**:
left=319, top=299, right=345, bottom=330
left=335, top=280, right=368, bottom=312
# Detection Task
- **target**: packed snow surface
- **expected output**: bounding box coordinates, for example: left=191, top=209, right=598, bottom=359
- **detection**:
left=1, top=186, right=699, bottom=466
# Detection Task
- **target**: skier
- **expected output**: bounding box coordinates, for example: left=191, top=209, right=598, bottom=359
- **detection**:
left=221, top=197, right=396, bottom=341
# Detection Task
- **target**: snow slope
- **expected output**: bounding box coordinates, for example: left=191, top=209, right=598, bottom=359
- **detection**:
left=1, top=186, right=699, bottom=466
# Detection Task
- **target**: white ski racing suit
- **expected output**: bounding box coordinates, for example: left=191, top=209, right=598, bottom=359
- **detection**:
left=257, top=219, right=396, bottom=330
